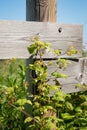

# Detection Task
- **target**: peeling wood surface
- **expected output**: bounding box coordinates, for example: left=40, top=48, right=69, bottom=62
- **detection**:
left=0, top=20, right=82, bottom=59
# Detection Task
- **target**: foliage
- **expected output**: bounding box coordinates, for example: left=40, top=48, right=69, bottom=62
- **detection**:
left=0, top=59, right=28, bottom=130
left=0, top=37, right=87, bottom=130
left=26, top=37, right=80, bottom=130
left=82, top=50, right=87, bottom=57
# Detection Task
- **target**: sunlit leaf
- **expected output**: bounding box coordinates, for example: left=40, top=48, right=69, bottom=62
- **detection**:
left=16, top=99, right=32, bottom=106
left=24, top=117, right=32, bottom=123
left=61, top=113, right=75, bottom=120
left=75, top=107, right=82, bottom=113
left=52, top=72, right=68, bottom=78
left=65, top=101, right=74, bottom=111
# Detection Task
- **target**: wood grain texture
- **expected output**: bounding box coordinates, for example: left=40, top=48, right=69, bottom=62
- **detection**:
left=0, top=20, right=82, bottom=59
left=79, top=58, right=87, bottom=86
left=26, top=0, right=57, bottom=22
left=45, top=59, right=86, bottom=94
left=36, top=0, right=56, bottom=22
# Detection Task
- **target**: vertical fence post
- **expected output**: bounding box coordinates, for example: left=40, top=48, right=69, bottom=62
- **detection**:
left=26, top=0, right=57, bottom=22
left=26, top=0, right=57, bottom=91
left=26, top=0, right=57, bottom=129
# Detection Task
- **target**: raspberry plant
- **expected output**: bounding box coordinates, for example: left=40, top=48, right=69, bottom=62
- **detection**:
left=0, top=37, right=87, bottom=130
left=26, top=37, right=78, bottom=130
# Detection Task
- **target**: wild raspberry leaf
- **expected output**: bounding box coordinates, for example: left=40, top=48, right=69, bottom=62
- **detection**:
left=79, top=95, right=87, bottom=101
left=46, top=118, right=56, bottom=130
left=52, top=71, right=68, bottom=78
left=67, top=46, right=78, bottom=56
left=51, top=85, right=60, bottom=90
left=34, top=116, right=41, bottom=122
left=16, top=99, right=32, bottom=106
left=61, top=113, right=75, bottom=120
left=53, top=49, right=61, bottom=56
left=75, top=107, right=82, bottom=113
left=65, top=101, right=74, bottom=111
left=56, top=59, right=68, bottom=69
left=27, top=44, right=37, bottom=54
left=24, top=117, right=32, bottom=123
left=54, top=79, right=61, bottom=86
left=81, top=101, right=87, bottom=108
left=7, top=87, right=14, bottom=94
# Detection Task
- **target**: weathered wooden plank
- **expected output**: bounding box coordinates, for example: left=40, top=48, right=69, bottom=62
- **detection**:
left=0, top=20, right=82, bottom=59
left=79, top=58, right=87, bottom=86
left=45, top=58, right=87, bottom=94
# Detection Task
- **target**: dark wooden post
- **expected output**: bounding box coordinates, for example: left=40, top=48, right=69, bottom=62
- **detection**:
left=26, top=0, right=57, bottom=22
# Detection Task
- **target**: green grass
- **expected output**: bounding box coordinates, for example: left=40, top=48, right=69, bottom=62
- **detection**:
left=0, top=59, right=26, bottom=85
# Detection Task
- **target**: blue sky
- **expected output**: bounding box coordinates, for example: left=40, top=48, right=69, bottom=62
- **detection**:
left=0, top=0, right=87, bottom=49
left=0, top=0, right=26, bottom=20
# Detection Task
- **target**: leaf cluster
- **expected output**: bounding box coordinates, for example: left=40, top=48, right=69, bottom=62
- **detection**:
left=0, top=38, right=87, bottom=130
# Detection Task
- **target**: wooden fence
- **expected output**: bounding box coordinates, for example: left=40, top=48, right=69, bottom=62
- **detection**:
left=0, top=20, right=86, bottom=93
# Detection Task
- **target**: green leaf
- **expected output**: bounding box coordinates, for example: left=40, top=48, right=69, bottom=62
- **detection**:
left=16, top=99, right=32, bottom=106
left=24, top=117, right=32, bottom=123
left=75, top=107, right=82, bottom=113
left=65, top=101, right=73, bottom=111
left=35, top=41, right=45, bottom=46
left=47, top=61, right=53, bottom=66
left=34, top=116, right=41, bottom=122
left=46, top=120, right=56, bottom=130
left=56, top=59, right=69, bottom=69
left=80, top=127, right=87, bottom=130
left=51, top=85, right=60, bottom=90
left=67, top=46, right=78, bottom=56
left=61, top=113, right=75, bottom=120
left=52, top=72, right=68, bottom=78
left=7, top=87, right=14, bottom=94
left=54, top=49, right=61, bottom=55
left=26, top=100, right=32, bottom=105
left=79, top=95, right=87, bottom=101
left=81, top=101, right=87, bottom=108
left=27, top=44, right=37, bottom=54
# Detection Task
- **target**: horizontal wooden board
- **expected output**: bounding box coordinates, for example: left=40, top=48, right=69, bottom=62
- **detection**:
left=0, top=20, right=83, bottom=59
left=44, top=58, right=87, bottom=94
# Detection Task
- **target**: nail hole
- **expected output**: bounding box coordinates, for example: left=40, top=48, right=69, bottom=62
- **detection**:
left=58, top=27, right=62, bottom=33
